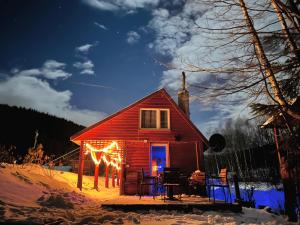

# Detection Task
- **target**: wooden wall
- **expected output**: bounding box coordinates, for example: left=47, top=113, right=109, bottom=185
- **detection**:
left=122, top=141, right=204, bottom=195
left=170, top=142, right=199, bottom=175
left=123, top=141, right=149, bottom=195
left=73, top=90, right=204, bottom=143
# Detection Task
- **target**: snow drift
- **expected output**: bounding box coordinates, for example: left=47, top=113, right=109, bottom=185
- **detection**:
left=0, top=164, right=293, bottom=224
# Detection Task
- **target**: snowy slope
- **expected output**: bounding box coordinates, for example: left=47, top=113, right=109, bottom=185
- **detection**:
left=0, top=164, right=294, bottom=224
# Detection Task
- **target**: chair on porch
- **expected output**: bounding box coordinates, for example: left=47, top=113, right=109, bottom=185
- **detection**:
left=139, top=168, right=157, bottom=199
left=207, top=168, right=232, bottom=203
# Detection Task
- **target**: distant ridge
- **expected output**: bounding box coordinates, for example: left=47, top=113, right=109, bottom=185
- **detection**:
left=0, top=104, right=85, bottom=157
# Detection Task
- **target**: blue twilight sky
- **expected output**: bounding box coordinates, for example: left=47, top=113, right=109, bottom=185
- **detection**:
left=0, top=0, right=251, bottom=137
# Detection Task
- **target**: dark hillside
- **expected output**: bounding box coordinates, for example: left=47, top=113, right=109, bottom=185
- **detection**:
left=0, top=104, right=85, bottom=157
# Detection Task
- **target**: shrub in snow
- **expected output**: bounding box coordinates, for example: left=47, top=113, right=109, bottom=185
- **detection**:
left=0, top=145, right=16, bottom=163
left=98, top=214, right=115, bottom=223
left=39, top=194, right=74, bottom=209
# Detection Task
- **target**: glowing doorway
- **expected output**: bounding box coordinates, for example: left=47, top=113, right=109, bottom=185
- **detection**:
left=150, top=144, right=168, bottom=176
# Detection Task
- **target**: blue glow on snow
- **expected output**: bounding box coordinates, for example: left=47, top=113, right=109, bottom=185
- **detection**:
left=209, top=185, right=284, bottom=212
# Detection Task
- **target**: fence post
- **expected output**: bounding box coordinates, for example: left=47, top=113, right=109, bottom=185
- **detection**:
left=77, top=141, right=85, bottom=191
left=232, top=172, right=241, bottom=203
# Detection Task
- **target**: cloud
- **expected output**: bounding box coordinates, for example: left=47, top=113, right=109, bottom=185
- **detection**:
left=83, top=0, right=119, bottom=11
left=42, top=60, right=71, bottom=79
left=199, top=99, right=251, bottom=136
left=74, top=44, right=97, bottom=75
left=148, top=2, right=256, bottom=132
left=76, top=43, right=97, bottom=54
left=126, top=31, right=140, bottom=45
left=73, top=60, right=95, bottom=75
left=0, top=61, right=106, bottom=126
left=148, top=6, right=203, bottom=57
left=12, top=60, right=71, bottom=80
left=94, top=22, right=108, bottom=30
left=72, top=81, right=114, bottom=90
left=82, top=0, right=160, bottom=12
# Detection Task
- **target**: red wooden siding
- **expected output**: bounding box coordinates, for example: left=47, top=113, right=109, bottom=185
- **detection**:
left=170, top=142, right=199, bottom=175
left=72, top=89, right=205, bottom=143
left=124, top=141, right=149, bottom=195
left=123, top=141, right=204, bottom=195
left=71, top=89, right=208, bottom=195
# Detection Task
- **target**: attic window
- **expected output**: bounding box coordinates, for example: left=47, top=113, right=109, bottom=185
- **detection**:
left=140, top=109, right=170, bottom=129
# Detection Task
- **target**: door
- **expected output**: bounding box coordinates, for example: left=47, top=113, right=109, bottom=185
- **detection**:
left=150, top=144, right=169, bottom=176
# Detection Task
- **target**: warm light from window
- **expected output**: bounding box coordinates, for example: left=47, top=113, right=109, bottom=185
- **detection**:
left=140, top=109, right=170, bottom=129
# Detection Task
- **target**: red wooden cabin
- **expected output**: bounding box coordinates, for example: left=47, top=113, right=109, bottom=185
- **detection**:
left=71, top=77, right=208, bottom=195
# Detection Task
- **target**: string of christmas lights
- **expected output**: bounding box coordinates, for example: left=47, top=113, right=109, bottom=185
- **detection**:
left=84, top=141, right=122, bottom=170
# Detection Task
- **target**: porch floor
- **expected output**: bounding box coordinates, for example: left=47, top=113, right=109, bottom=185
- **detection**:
left=101, top=195, right=242, bottom=212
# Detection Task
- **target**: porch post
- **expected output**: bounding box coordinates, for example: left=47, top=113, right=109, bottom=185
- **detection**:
left=117, top=169, right=120, bottom=186
left=233, top=173, right=241, bottom=203
left=77, top=141, right=85, bottom=190
left=119, top=163, right=125, bottom=195
left=119, top=142, right=126, bottom=195
left=94, top=164, right=99, bottom=191
left=105, top=165, right=109, bottom=188
left=195, top=141, right=199, bottom=170
left=112, top=168, right=115, bottom=187
left=199, top=141, right=205, bottom=171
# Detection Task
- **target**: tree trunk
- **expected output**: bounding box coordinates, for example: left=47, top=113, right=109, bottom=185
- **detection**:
left=286, top=0, right=300, bottom=30
left=239, top=0, right=298, bottom=221
left=271, top=0, right=300, bottom=62
left=239, top=0, right=300, bottom=121
left=276, top=0, right=300, bottom=33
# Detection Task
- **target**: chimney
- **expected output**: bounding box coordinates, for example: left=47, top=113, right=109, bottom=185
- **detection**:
left=178, top=71, right=190, bottom=118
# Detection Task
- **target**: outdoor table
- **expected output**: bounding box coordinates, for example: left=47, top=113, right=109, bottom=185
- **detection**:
left=161, top=167, right=182, bottom=201
left=165, top=183, right=180, bottom=200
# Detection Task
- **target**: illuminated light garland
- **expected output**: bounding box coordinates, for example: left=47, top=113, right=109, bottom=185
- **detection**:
left=90, top=151, right=101, bottom=165
left=85, top=141, right=122, bottom=170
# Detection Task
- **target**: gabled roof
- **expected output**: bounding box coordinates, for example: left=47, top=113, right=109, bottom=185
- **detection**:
left=71, top=88, right=208, bottom=145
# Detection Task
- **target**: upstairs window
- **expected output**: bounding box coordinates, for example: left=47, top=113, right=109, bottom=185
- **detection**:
left=141, top=110, right=157, bottom=128
left=140, top=108, right=170, bottom=129
left=160, top=110, right=168, bottom=128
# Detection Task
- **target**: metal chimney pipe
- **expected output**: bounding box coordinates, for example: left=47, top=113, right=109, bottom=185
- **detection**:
left=178, top=71, right=190, bottom=118
left=182, top=71, right=186, bottom=90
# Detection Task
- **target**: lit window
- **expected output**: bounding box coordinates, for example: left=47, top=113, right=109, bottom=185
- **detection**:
left=141, top=110, right=157, bottom=128
left=140, top=109, right=170, bottom=129
left=160, top=110, right=168, bottom=128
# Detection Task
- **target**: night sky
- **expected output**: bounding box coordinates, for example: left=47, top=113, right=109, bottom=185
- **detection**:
left=0, top=0, right=249, bottom=136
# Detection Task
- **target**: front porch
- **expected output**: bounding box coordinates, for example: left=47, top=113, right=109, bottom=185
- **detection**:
left=101, top=195, right=242, bottom=212
left=74, top=164, right=241, bottom=213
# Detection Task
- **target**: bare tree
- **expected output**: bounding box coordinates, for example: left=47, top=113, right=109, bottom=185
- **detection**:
left=179, top=0, right=299, bottom=221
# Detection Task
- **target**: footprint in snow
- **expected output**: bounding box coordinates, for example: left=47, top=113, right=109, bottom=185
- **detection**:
left=111, top=218, right=124, bottom=224
left=98, top=214, right=115, bottom=223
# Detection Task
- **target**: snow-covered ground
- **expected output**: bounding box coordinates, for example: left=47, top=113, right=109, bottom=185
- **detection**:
left=0, top=164, right=295, bottom=224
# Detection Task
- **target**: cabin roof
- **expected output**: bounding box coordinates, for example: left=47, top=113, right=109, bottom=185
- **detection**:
left=70, top=88, right=208, bottom=145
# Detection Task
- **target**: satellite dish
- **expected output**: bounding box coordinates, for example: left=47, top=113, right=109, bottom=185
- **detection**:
left=209, top=133, right=226, bottom=153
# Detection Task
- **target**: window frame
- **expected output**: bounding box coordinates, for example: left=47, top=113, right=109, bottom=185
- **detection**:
left=139, top=108, right=170, bottom=130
